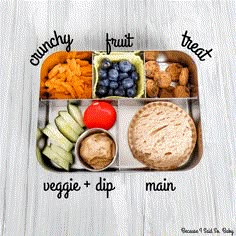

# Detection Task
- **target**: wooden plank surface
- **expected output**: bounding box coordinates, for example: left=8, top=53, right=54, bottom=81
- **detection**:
left=0, top=1, right=235, bottom=235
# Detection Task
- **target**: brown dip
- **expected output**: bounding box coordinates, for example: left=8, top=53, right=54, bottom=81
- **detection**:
left=79, top=132, right=115, bottom=170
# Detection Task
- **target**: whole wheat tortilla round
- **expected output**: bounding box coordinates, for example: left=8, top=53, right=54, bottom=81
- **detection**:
left=128, top=102, right=197, bottom=170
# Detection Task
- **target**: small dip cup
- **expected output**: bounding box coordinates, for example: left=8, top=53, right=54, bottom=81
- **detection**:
left=75, top=128, right=118, bottom=171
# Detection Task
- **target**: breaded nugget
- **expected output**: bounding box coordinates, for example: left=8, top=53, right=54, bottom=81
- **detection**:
left=166, top=63, right=183, bottom=82
left=174, top=85, right=190, bottom=98
left=145, top=61, right=160, bottom=78
left=154, top=71, right=171, bottom=88
left=159, top=86, right=175, bottom=98
left=145, top=51, right=159, bottom=61
left=179, top=67, right=189, bottom=86
left=146, top=79, right=159, bottom=97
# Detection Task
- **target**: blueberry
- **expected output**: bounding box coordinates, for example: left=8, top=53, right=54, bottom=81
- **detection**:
left=108, top=69, right=119, bottom=80
left=96, top=86, right=108, bottom=97
left=126, top=87, right=136, bottom=97
left=101, top=58, right=112, bottom=69
left=122, top=78, right=134, bottom=89
left=112, top=63, right=120, bottom=71
left=114, top=87, right=126, bottom=96
left=98, top=78, right=110, bottom=87
left=119, top=60, right=132, bottom=72
left=118, top=73, right=129, bottom=80
left=98, top=69, right=107, bottom=79
left=107, top=88, right=114, bottom=96
left=109, top=81, right=119, bottom=89
left=130, top=64, right=136, bottom=72
left=131, top=71, right=138, bottom=81
left=108, top=76, right=118, bottom=81
left=117, top=81, right=122, bottom=87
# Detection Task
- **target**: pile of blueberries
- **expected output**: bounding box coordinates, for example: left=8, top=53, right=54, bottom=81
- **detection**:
left=95, top=58, right=138, bottom=97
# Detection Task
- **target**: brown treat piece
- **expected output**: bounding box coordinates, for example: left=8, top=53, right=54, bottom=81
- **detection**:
left=145, top=61, right=160, bottom=78
left=166, top=63, right=183, bottom=82
left=154, top=71, right=171, bottom=88
left=179, top=67, right=189, bottom=86
left=174, top=85, right=190, bottom=98
left=159, top=86, right=175, bottom=98
left=145, top=51, right=159, bottom=61
left=153, top=71, right=161, bottom=81
left=146, top=79, right=159, bottom=97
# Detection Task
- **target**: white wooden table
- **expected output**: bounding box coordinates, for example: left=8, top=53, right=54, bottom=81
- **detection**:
left=0, top=1, right=235, bottom=235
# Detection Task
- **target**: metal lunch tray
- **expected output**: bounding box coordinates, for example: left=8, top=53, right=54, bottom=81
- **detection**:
left=37, top=50, right=203, bottom=172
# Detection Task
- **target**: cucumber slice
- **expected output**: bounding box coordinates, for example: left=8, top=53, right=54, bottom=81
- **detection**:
left=55, top=116, right=79, bottom=142
left=43, top=146, right=70, bottom=171
left=36, top=146, right=47, bottom=168
left=51, top=144, right=73, bottom=164
left=36, top=147, right=51, bottom=170
left=36, top=129, right=50, bottom=170
left=36, top=128, right=43, bottom=142
left=67, top=103, right=85, bottom=127
left=59, top=111, right=84, bottom=135
left=42, top=124, right=73, bottom=151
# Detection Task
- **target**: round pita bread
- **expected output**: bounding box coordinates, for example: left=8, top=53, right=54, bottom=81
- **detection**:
left=128, top=102, right=197, bottom=170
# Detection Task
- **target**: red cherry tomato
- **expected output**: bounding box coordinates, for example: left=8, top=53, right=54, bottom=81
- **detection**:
left=84, top=102, right=116, bottom=130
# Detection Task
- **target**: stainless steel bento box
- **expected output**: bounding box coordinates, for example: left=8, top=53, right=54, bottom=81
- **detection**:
left=36, top=50, right=203, bottom=172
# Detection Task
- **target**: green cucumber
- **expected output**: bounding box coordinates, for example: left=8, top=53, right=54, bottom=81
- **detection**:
left=36, top=146, right=47, bottom=169
left=67, top=103, right=85, bottom=127
left=42, top=124, right=73, bottom=151
left=36, top=128, right=51, bottom=170
left=36, top=147, right=50, bottom=170
left=43, top=146, right=70, bottom=171
left=51, top=144, right=73, bottom=164
left=59, top=111, right=84, bottom=135
left=36, top=147, right=42, bottom=164
left=55, top=116, right=79, bottom=142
